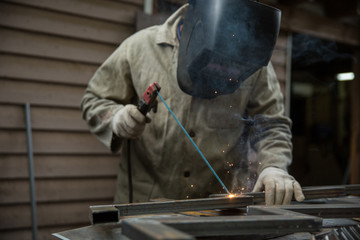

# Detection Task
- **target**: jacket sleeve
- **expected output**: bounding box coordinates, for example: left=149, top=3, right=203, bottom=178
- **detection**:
left=247, top=63, right=293, bottom=174
left=80, top=40, right=136, bottom=153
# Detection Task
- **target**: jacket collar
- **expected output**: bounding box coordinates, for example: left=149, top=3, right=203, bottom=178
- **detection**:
left=156, top=4, right=188, bottom=47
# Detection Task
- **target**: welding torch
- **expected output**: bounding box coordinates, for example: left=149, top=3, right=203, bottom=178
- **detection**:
left=137, top=82, right=161, bottom=115
left=127, top=82, right=161, bottom=203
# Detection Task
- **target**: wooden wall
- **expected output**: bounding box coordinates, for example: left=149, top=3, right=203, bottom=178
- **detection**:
left=0, top=0, right=358, bottom=239
left=0, top=0, right=143, bottom=239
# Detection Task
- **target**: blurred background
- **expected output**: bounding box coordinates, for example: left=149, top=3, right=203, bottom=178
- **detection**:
left=0, top=0, right=359, bottom=239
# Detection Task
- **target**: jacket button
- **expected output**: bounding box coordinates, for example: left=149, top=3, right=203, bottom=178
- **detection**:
left=189, top=131, right=195, bottom=138
left=184, top=171, right=190, bottom=177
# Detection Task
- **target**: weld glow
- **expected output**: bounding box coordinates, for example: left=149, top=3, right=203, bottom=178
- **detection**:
left=228, top=194, right=235, bottom=198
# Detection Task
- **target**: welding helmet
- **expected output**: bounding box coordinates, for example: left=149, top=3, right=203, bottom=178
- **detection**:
left=177, top=0, right=281, bottom=98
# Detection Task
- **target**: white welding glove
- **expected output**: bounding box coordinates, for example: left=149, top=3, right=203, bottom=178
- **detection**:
left=253, top=167, right=305, bottom=205
left=111, top=105, right=150, bottom=139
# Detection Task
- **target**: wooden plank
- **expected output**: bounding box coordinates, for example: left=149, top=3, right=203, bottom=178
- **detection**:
left=3, top=0, right=141, bottom=24
left=0, top=104, right=88, bottom=131
left=0, top=54, right=97, bottom=86
left=0, top=155, right=118, bottom=179
left=0, top=2, right=134, bottom=44
left=116, top=0, right=143, bottom=6
left=350, top=48, right=360, bottom=184
left=0, top=201, right=112, bottom=230
left=0, top=130, right=110, bottom=154
left=0, top=79, right=85, bottom=108
left=271, top=49, right=287, bottom=66
left=0, top=28, right=116, bottom=64
left=136, top=12, right=170, bottom=31
left=273, top=64, right=286, bottom=82
left=275, top=31, right=288, bottom=50
left=0, top=178, right=116, bottom=204
left=280, top=6, right=359, bottom=46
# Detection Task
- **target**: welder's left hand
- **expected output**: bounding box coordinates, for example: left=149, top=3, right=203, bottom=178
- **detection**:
left=252, top=167, right=305, bottom=205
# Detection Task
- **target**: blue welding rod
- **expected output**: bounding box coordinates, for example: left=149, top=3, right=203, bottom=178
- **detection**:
left=157, top=91, right=230, bottom=195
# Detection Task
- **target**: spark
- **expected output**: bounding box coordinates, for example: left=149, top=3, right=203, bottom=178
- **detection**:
left=229, top=105, right=232, bottom=108
left=228, top=194, right=235, bottom=198
left=190, top=184, right=194, bottom=188
left=214, top=90, right=218, bottom=94
left=222, top=150, right=225, bottom=153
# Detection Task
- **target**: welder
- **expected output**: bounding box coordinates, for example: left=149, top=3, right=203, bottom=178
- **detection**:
left=81, top=0, right=305, bottom=205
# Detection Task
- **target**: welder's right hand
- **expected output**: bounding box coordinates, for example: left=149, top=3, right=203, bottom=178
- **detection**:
left=111, top=105, right=150, bottom=139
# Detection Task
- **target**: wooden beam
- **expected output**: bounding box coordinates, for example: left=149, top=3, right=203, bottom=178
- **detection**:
left=350, top=40, right=360, bottom=184
left=280, top=6, right=359, bottom=46
left=261, top=1, right=359, bottom=46
left=0, top=200, right=112, bottom=230
left=0, top=79, right=85, bottom=108
left=0, top=155, right=118, bottom=179
left=0, top=2, right=134, bottom=44
left=0, top=178, right=116, bottom=204
left=0, top=55, right=97, bottom=86
left=2, top=0, right=139, bottom=24
left=0, top=104, right=87, bottom=131
left=0, top=28, right=116, bottom=64
left=0, top=130, right=110, bottom=154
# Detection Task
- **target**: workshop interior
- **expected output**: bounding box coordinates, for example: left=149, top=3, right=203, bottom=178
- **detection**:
left=0, top=0, right=359, bottom=239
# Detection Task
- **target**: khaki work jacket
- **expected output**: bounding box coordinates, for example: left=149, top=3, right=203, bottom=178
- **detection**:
left=81, top=5, right=293, bottom=203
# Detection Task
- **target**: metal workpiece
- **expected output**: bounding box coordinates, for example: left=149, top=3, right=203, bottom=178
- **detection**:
left=53, top=223, right=128, bottom=240
left=246, top=185, right=352, bottom=204
left=55, top=195, right=360, bottom=240
left=210, top=185, right=357, bottom=204
left=280, top=204, right=360, bottom=219
left=121, top=209, right=322, bottom=238
left=122, top=219, right=195, bottom=240
left=343, top=184, right=360, bottom=195
left=91, top=195, right=253, bottom=221
left=247, top=203, right=360, bottom=219
left=315, top=225, right=360, bottom=240
left=90, top=205, right=119, bottom=225
left=301, top=185, right=347, bottom=200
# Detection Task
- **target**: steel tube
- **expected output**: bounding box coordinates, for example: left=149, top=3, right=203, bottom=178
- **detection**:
left=90, top=196, right=253, bottom=220
left=25, top=103, right=38, bottom=240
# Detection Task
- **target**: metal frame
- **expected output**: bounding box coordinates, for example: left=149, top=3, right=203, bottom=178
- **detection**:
left=54, top=186, right=360, bottom=240
left=90, top=195, right=253, bottom=224
left=119, top=206, right=322, bottom=239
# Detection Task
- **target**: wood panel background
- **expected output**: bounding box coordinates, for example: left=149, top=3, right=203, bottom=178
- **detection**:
left=1, top=1, right=358, bottom=240
left=0, top=0, right=143, bottom=239
left=0, top=2, right=291, bottom=239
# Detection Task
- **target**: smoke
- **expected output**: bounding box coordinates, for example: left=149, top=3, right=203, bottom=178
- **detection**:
left=228, top=114, right=271, bottom=194
left=292, top=34, right=354, bottom=66
left=227, top=113, right=292, bottom=194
